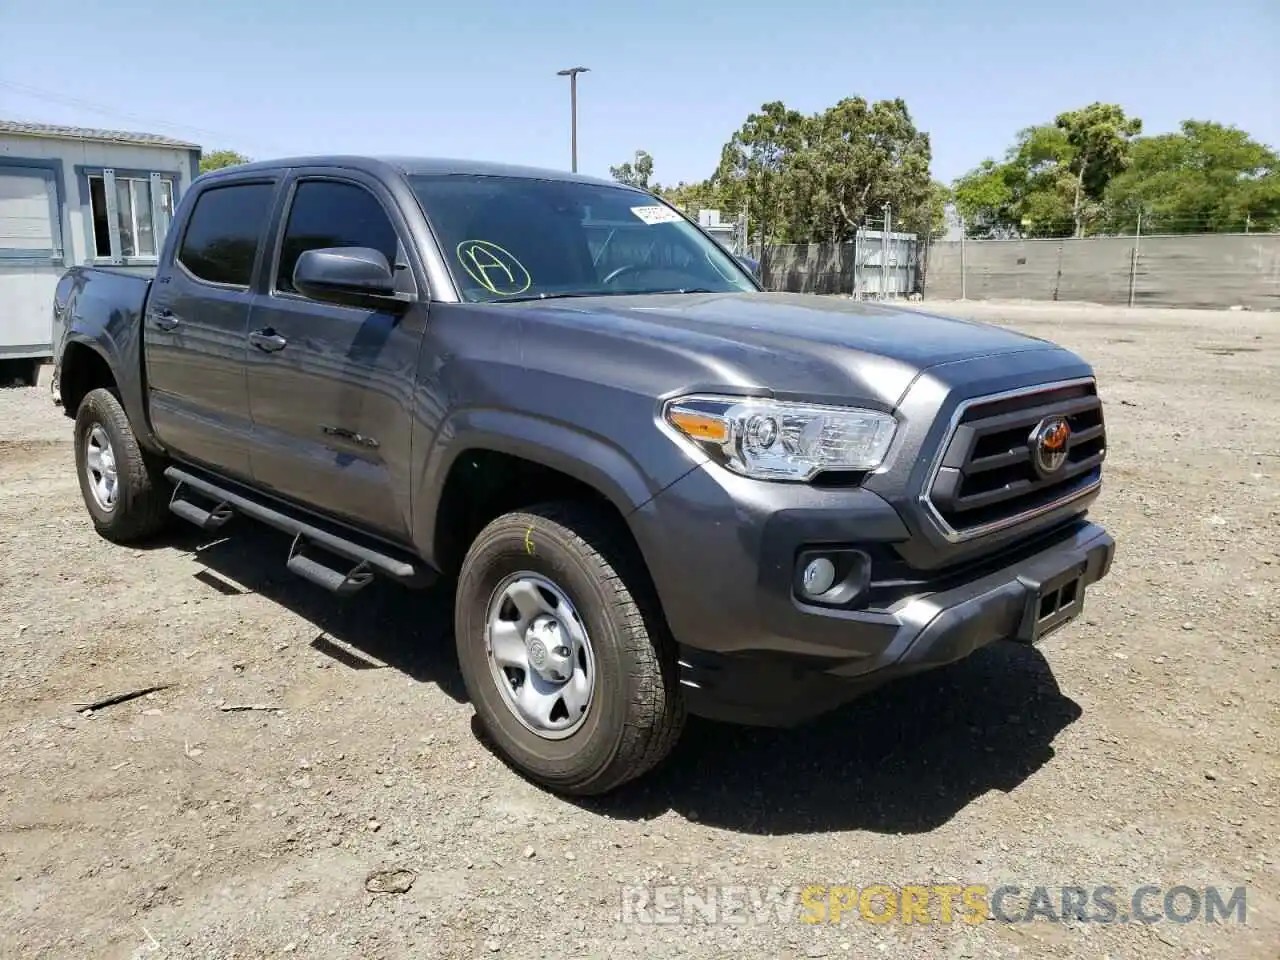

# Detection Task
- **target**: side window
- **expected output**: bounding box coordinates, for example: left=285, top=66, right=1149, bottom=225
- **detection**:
left=276, top=180, right=399, bottom=294
left=177, top=182, right=274, bottom=287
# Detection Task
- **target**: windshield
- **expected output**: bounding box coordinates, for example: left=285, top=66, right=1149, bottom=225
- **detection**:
left=409, top=174, right=757, bottom=303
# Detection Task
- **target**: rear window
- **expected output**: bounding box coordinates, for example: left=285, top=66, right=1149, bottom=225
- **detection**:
left=178, top=182, right=275, bottom=287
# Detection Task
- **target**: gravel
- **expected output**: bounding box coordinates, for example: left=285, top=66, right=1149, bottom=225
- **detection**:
left=0, top=301, right=1276, bottom=958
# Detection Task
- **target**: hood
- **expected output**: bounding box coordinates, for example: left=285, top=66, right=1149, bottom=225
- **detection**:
left=514, top=291, right=1060, bottom=407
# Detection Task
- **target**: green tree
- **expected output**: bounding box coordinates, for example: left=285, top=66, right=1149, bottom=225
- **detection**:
left=609, top=150, right=655, bottom=190
left=952, top=109, right=1140, bottom=238
left=1054, top=103, right=1142, bottom=236
left=952, top=125, right=1076, bottom=237
left=793, top=97, right=934, bottom=241
left=712, top=101, right=806, bottom=243
left=951, top=158, right=1016, bottom=235
left=712, top=97, right=934, bottom=243
left=1104, top=121, right=1280, bottom=233
left=658, top=179, right=725, bottom=213
left=199, top=149, right=251, bottom=174
left=927, top=180, right=952, bottom=238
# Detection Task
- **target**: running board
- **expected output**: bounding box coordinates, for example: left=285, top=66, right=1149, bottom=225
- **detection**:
left=287, top=533, right=375, bottom=595
left=163, top=466, right=432, bottom=591
left=169, top=481, right=234, bottom=531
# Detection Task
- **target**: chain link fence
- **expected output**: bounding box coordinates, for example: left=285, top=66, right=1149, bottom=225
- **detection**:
left=755, top=229, right=921, bottom=298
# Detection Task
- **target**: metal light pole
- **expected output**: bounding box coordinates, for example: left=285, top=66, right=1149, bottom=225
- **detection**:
left=556, top=66, right=589, bottom=172
left=880, top=202, right=891, bottom=300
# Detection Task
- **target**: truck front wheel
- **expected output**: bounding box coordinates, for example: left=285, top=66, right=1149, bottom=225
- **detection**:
left=73, top=388, right=170, bottom=543
left=455, top=502, right=685, bottom=795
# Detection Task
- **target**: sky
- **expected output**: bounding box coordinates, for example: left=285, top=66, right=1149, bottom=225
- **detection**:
left=1, top=0, right=1276, bottom=187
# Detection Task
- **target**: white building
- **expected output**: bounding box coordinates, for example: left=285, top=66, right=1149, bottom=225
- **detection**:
left=0, top=120, right=202, bottom=379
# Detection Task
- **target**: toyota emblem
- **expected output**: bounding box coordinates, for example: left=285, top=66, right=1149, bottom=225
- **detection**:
left=1030, top=416, right=1072, bottom=476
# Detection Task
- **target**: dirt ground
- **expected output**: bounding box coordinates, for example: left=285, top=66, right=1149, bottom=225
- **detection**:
left=1, top=301, right=1277, bottom=960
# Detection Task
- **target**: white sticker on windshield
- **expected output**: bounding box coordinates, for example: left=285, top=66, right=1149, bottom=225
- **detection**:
left=631, top=205, right=683, bottom=225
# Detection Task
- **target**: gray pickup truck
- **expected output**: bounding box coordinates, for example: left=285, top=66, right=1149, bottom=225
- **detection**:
left=52, top=156, right=1114, bottom=794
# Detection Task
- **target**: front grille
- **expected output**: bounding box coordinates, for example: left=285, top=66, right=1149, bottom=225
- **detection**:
left=924, top=380, right=1105, bottom=540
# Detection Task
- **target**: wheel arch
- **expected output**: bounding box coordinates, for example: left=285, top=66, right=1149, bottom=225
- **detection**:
left=58, top=339, right=117, bottom=416
left=420, top=412, right=662, bottom=576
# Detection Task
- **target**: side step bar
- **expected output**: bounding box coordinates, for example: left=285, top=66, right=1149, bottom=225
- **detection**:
left=170, top=482, right=234, bottom=531
left=287, top=533, right=375, bottom=596
left=164, top=466, right=432, bottom=593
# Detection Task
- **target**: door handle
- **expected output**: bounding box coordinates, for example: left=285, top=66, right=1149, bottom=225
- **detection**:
left=152, top=310, right=180, bottom=332
left=249, top=329, right=288, bottom=353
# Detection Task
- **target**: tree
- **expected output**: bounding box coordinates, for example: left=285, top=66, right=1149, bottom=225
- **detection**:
left=955, top=110, right=1277, bottom=237
left=609, top=150, right=654, bottom=190
left=712, top=101, right=805, bottom=243
left=1054, top=103, right=1142, bottom=236
left=658, top=179, right=725, bottom=213
left=952, top=125, right=1076, bottom=237
left=952, top=109, right=1140, bottom=238
left=793, top=97, right=934, bottom=241
left=711, top=97, right=934, bottom=244
left=1104, top=121, right=1280, bottom=233
left=199, top=149, right=251, bottom=174
left=927, top=180, right=952, bottom=238
left=951, top=158, right=1016, bottom=236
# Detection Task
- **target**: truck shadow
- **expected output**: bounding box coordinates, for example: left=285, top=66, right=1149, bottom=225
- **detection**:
left=174, top=523, right=468, bottom=705
left=174, top=522, right=1081, bottom=836
left=583, top=643, right=1083, bottom=835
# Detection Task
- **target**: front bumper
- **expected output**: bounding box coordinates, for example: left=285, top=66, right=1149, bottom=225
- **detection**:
left=628, top=466, right=1114, bottom=727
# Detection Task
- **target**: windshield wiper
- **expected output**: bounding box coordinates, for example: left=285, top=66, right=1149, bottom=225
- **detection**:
left=639, top=288, right=717, bottom=295
left=497, top=291, right=611, bottom=303
left=496, top=287, right=720, bottom=303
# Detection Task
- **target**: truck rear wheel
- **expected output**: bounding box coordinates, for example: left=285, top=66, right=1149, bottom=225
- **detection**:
left=73, top=388, right=171, bottom=543
left=455, top=502, right=685, bottom=795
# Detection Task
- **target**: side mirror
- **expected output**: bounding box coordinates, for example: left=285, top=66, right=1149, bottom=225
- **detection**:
left=736, top=254, right=760, bottom=279
left=293, top=247, right=398, bottom=305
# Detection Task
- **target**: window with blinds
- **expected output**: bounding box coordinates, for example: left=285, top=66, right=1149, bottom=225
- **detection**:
left=0, top=166, right=63, bottom=262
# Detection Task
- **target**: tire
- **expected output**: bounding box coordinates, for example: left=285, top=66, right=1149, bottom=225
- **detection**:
left=455, top=502, right=686, bottom=795
left=73, top=387, right=171, bottom=543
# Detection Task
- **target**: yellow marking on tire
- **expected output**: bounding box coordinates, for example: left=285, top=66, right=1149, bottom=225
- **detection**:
left=525, top=524, right=535, bottom=555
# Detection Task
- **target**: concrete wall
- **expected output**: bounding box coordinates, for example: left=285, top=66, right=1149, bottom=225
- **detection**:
left=924, top=234, right=1280, bottom=310
left=0, top=134, right=199, bottom=359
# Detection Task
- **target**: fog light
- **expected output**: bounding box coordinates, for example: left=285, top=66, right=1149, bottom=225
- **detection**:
left=801, top=557, right=837, bottom=597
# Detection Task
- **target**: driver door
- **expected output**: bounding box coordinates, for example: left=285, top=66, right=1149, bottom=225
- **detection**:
left=244, top=172, right=423, bottom=541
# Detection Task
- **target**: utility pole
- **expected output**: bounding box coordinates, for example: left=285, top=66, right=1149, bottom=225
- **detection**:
left=1127, top=206, right=1143, bottom=308
left=852, top=226, right=861, bottom=299
left=960, top=214, right=967, bottom=300
left=881, top=202, right=891, bottom=300
left=556, top=66, right=589, bottom=172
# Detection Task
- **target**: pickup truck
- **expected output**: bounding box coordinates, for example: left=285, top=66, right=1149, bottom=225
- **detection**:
left=52, top=156, right=1115, bottom=795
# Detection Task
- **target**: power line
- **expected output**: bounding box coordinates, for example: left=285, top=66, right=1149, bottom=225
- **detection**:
left=0, top=78, right=279, bottom=153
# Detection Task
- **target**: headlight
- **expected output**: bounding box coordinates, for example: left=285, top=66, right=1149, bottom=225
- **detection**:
left=664, top=394, right=897, bottom=481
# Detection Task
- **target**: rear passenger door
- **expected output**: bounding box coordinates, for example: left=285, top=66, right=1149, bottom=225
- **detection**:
left=244, top=173, right=423, bottom=540
left=145, top=179, right=277, bottom=479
